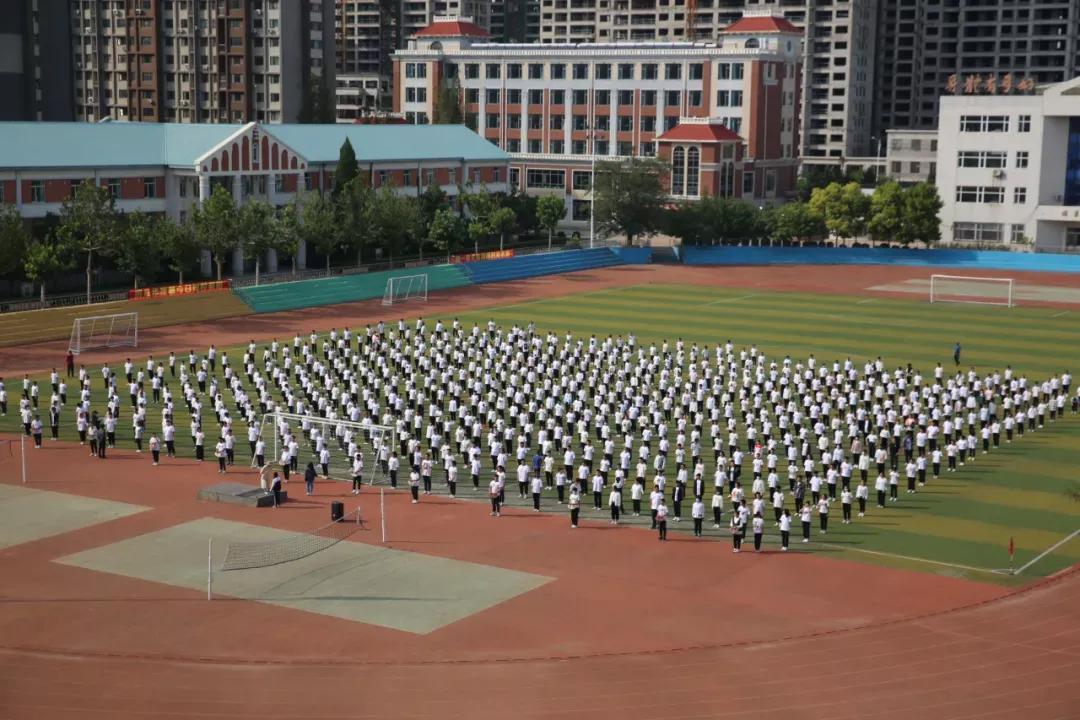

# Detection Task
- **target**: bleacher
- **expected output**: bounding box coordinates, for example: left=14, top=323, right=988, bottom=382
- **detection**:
left=235, top=264, right=472, bottom=314
left=459, top=248, right=623, bottom=284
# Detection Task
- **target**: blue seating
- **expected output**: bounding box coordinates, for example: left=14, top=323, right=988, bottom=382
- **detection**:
left=460, top=248, right=623, bottom=284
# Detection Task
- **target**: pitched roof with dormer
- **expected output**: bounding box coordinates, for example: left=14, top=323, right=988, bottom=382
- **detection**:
left=721, top=15, right=800, bottom=34
left=414, top=18, right=490, bottom=39
left=657, top=120, right=742, bottom=143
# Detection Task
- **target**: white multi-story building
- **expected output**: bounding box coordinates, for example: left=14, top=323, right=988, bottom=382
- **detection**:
left=885, top=128, right=936, bottom=184
left=937, top=77, right=1080, bottom=252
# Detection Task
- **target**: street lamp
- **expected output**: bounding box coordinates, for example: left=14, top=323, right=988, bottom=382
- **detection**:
left=585, top=124, right=606, bottom=249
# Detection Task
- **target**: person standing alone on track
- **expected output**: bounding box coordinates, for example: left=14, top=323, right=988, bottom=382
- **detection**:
left=954, top=342, right=962, bottom=367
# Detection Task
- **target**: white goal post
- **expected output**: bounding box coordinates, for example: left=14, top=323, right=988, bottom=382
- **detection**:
left=69, top=312, right=139, bottom=354
left=929, top=275, right=1014, bottom=308
left=253, top=410, right=398, bottom=486
left=382, top=273, right=428, bottom=306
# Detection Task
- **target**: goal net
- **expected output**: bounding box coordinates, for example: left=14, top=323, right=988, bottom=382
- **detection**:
left=382, top=273, right=428, bottom=306
left=253, top=410, right=397, bottom=486
left=69, top=312, right=139, bottom=354
left=929, top=275, right=1014, bottom=307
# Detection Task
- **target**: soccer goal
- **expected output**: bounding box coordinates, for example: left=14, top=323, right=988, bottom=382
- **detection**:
left=69, top=312, right=139, bottom=354
left=382, top=273, right=428, bottom=306
left=253, top=410, right=397, bottom=486
left=929, top=275, right=1014, bottom=308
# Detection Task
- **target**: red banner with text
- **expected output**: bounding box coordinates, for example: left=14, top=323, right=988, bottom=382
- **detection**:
left=128, top=279, right=231, bottom=301
left=450, top=249, right=515, bottom=264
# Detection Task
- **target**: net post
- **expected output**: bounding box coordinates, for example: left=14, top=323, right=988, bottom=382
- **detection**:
left=133, top=313, right=139, bottom=347
left=20, top=433, right=27, bottom=484
left=380, top=488, right=386, bottom=544
left=207, top=538, right=213, bottom=601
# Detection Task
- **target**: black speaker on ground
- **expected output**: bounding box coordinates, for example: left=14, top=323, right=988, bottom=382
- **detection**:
left=331, top=501, right=344, bottom=522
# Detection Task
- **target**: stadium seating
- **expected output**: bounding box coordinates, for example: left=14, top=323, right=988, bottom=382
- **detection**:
left=459, top=248, right=623, bottom=284
left=235, top=264, right=472, bottom=313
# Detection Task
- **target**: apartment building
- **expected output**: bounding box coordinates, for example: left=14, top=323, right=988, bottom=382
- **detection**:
left=70, top=0, right=335, bottom=124
left=936, top=77, right=1080, bottom=252
left=0, top=0, right=74, bottom=121
left=875, top=0, right=1080, bottom=136
left=393, top=15, right=802, bottom=229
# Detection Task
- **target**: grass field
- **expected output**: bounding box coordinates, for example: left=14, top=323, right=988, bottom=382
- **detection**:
left=3, top=281, right=1078, bottom=585
left=0, top=291, right=251, bottom=348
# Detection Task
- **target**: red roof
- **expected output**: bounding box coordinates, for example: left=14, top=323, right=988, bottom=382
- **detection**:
left=722, top=16, right=800, bottom=34
left=414, top=20, right=490, bottom=38
left=657, top=122, right=741, bottom=143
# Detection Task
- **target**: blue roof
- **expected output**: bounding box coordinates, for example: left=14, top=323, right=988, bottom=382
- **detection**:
left=269, top=124, right=508, bottom=164
left=0, top=121, right=507, bottom=170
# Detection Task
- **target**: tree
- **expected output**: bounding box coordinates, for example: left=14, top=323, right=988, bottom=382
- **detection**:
left=593, top=158, right=667, bottom=246
left=0, top=204, right=30, bottom=277
left=56, top=180, right=119, bottom=303
left=463, top=189, right=500, bottom=253
left=114, top=212, right=163, bottom=289
left=371, top=187, right=422, bottom=263
left=161, top=216, right=202, bottom=284
left=536, top=195, right=566, bottom=250
left=417, top=181, right=448, bottom=259
left=867, top=181, right=906, bottom=244
left=192, top=184, right=240, bottom=281
left=795, top=164, right=845, bottom=201
left=297, top=192, right=342, bottom=272
left=432, top=80, right=464, bottom=125
left=490, top=206, right=516, bottom=251
left=428, top=207, right=467, bottom=261
left=336, top=177, right=376, bottom=264
left=332, top=138, right=359, bottom=198
left=239, top=200, right=278, bottom=285
left=23, top=234, right=69, bottom=304
left=809, top=181, right=870, bottom=241
left=504, top=187, right=538, bottom=237
left=901, top=182, right=943, bottom=245
left=770, top=201, right=826, bottom=245
left=273, top=204, right=301, bottom=272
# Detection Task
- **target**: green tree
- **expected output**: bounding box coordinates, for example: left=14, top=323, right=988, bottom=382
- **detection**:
left=770, top=201, right=826, bottom=245
left=336, top=177, right=376, bottom=264
left=795, top=164, right=845, bottom=201
left=593, top=158, right=667, bottom=246
left=371, top=187, right=422, bottom=263
left=56, top=179, right=119, bottom=303
left=809, top=181, right=870, bottom=241
left=192, top=184, right=240, bottom=281
left=0, top=204, right=30, bottom=277
left=239, top=200, right=278, bottom=285
left=490, top=206, right=516, bottom=251
left=427, top=207, right=467, bottom=261
left=867, top=181, right=906, bottom=244
left=161, top=216, right=202, bottom=284
left=273, top=204, right=301, bottom=272
left=504, top=187, right=538, bottom=237
left=297, top=192, right=342, bottom=272
left=332, top=138, right=359, bottom=198
left=535, top=194, right=566, bottom=250
left=432, top=80, right=464, bottom=125
left=23, top=234, right=69, bottom=305
left=464, top=189, right=500, bottom=253
left=417, top=181, right=448, bottom=258
left=900, top=182, right=943, bottom=245
left=114, top=212, right=163, bottom=289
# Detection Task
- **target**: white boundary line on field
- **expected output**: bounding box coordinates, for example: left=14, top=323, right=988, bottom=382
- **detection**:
left=488, top=286, right=630, bottom=312
left=1012, top=528, right=1080, bottom=576
left=855, top=298, right=876, bottom=305
left=1049, top=310, right=1069, bottom=319
left=705, top=294, right=757, bottom=306
left=836, top=546, right=1004, bottom=575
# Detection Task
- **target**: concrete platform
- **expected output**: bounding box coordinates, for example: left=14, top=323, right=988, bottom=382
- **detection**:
left=197, top=482, right=285, bottom=508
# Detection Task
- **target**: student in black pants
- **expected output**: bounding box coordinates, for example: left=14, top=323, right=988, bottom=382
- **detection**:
left=730, top=514, right=743, bottom=553
left=656, top=500, right=668, bottom=541
left=779, top=509, right=791, bottom=551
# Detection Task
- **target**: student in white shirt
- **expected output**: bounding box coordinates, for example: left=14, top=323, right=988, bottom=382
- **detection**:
left=447, top=459, right=459, bottom=498
left=779, top=509, right=792, bottom=550
left=351, top=454, right=364, bottom=494
left=817, top=496, right=830, bottom=533
left=489, top=477, right=502, bottom=516
left=840, top=487, right=853, bottom=524
left=655, top=499, right=668, bottom=541
left=630, top=478, right=644, bottom=516
left=214, top=439, right=227, bottom=474
left=690, top=497, right=705, bottom=536
left=729, top=512, right=743, bottom=553
left=800, top=502, right=812, bottom=543
left=531, top=472, right=544, bottom=512
left=752, top=513, right=765, bottom=551
left=711, top=490, right=724, bottom=528
left=649, top=487, right=663, bottom=529
left=609, top=486, right=622, bottom=525
left=408, top=469, right=421, bottom=503
left=567, top=487, right=580, bottom=527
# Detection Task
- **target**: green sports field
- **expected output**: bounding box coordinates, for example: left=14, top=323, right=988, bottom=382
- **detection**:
left=3, top=281, right=1078, bottom=585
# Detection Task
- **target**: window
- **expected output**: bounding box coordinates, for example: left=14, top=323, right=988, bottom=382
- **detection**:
left=526, top=169, right=565, bottom=189
left=742, top=171, right=754, bottom=195
left=485, top=64, right=500, bottom=79
left=959, top=115, right=1009, bottom=132
left=551, top=90, right=565, bottom=105
left=528, top=63, right=543, bottom=79
left=528, top=114, right=542, bottom=130
left=639, top=142, right=655, bottom=156
left=1013, top=186, right=1027, bottom=204
left=406, top=87, right=416, bottom=103
left=378, top=170, right=389, bottom=186
left=617, top=141, right=633, bottom=156
left=464, top=63, right=479, bottom=79
left=426, top=169, right=436, bottom=186
left=30, top=180, right=43, bottom=203
left=618, top=63, right=634, bottom=80
left=595, top=89, right=610, bottom=105
left=465, top=88, right=479, bottom=104
left=665, top=90, right=681, bottom=107
left=717, top=90, right=730, bottom=106
left=528, top=89, right=542, bottom=105
left=688, top=91, right=702, bottom=107
left=143, top=177, right=157, bottom=198
left=1016, top=151, right=1029, bottom=169
left=640, top=116, right=656, bottom=132
left=572, top=199, right=591, bottom=221
left=507, top=63, right=522, bottom=79
left=665, top=63, right=681, bottom=80
left=572, top=140, right=586, bottom=154
left=573, top=63, right=588, bottom=80
left=641, top=63, right=658, bottom=80
left=507, top=139, right=521, bottom=153
left=671, top=147, right=685, bottom=195
left=573, top=115, right=587, bottom=131
left=618, top=116, right=632, bottom=132
left=1018, top=115, right=1032, bottom=132
left=685, top=147, right=700, bottom=196
left=548, top=140, right=563, bottom=154
left=572, top=89, right=587, bottom=105
left=550, top=64, right=566, bottom=79
left=1011, top=224, right=1026, bottom=244
left=955, top=186, right=1005, bottom=204
left=403, top=170, right=412, bottom=186
left=730, top=91, right=743, bottom=106
left=595, top=115, right=609, bottom=131
left=507, top=115, right=521, bottom=129
left=641, top=90, right=656, bottom=106
left=891, top=161, right=902, bottom=174
left=595, top=63, right=611, bottom=80
left=909, top=162, right=921, bottom=174
left=528, top=139, right=541, bottom=153
left=595, top=140, right=609, bottom=155
left=485, top=89, right=499, bottom=105
left=953, top=222, right=1003, bottom=243
left=107, top=178, right=120, bottom=199
left=509, top=167, right=520, bottom=189
left=957, top=151, right=1006, bottom=168
left=507, top=89, right=521, bottom=105
left=618, top=90, right=633, bottom=106
left=572, top=171, right=591, bottom=190
left=486, top=114, right=500, bottom=129
left=550, top=115, right=564, bottom=130
left=689, top=63, right=703, bottom=80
